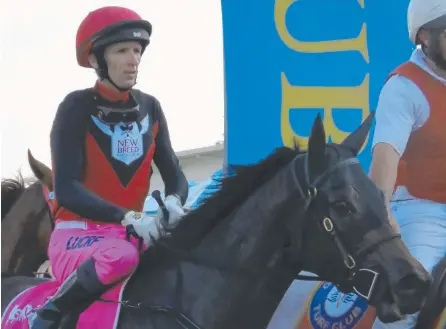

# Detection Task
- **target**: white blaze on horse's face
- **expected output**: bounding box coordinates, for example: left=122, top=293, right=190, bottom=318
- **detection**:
left=104, top=41, right=142, bottom=89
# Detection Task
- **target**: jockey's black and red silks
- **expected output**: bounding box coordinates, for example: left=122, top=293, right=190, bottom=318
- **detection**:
left=49, top=82, right=188, bottom=223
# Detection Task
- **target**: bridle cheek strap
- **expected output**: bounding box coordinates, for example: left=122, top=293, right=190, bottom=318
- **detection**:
left=288, top=154, right=391, bottom=301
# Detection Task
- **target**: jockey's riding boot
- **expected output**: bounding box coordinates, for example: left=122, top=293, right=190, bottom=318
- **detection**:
left=28, top=258, right=109, bottom=329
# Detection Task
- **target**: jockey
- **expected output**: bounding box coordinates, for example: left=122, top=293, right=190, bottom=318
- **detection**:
left=369, top=0, right=446, bottom=328
left=28, top=6, right=189, bottom=329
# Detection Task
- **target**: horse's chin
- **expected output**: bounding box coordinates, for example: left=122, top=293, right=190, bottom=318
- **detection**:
left=371, top=284, right=407, bottom=323
left=374, top=300, right=405, bottom=324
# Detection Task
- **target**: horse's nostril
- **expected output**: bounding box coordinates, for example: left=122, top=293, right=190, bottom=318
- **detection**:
left=396, top=274, right=422, bottom=293
left=395, top=273, right=430, bottom=314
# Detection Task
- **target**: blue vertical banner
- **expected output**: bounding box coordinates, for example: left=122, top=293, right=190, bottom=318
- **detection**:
left=221, top=0, right=413, bottom=171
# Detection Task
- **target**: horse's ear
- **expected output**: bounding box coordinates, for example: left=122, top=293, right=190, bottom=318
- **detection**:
left=307, top=113, right=327, bottom=179
left=341, top=111, right=375, bottom=156
left=27, top=149, right=53, bottom=191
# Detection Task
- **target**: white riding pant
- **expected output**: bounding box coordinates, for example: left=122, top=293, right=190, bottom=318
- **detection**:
left=372, top=190, right=446, bottom=329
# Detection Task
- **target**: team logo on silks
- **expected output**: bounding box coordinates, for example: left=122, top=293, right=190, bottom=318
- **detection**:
left=308, top=282, right=368, bottom=329
left=92, top=114, right=149, bottom=165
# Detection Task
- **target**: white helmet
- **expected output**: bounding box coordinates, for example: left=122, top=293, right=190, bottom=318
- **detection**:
left=407, top=0, right=446, bottom=44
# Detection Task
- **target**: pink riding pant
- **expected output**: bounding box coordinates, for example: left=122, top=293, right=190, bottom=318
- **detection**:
left=48, top=220, right=147, bottom=285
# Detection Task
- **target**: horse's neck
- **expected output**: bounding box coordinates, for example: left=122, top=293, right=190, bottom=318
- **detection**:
left=196, top=155, right=302, bottom=260
left=183, top=159, right=305, bottom=328
left=124, top=158, right=306, bottom=329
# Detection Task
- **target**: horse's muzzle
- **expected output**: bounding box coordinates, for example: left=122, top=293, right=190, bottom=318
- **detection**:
left=361, top=237, right=432, bottom=322
left=394, top=272, right=432, bottom=314
left=374, top=268, right=432, bottom=323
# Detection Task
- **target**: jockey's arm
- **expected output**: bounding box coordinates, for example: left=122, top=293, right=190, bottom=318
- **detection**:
left=50, top=92, right=128, bottom=223
left=369, top=75, right=424, bottom=229
left=152, top=99, right=189, bottom=205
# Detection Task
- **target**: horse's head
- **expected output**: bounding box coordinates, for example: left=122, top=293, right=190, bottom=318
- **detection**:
left=284, top=113, right=431, bottom=322
left=1, top=151, right=54, bottom=277
left=1, top=180, right=52, bottom=276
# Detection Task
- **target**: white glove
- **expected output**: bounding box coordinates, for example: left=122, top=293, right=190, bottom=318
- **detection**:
left=158, top=194, right=185, bottom=227
left=121, top=211, right=165, bottom=247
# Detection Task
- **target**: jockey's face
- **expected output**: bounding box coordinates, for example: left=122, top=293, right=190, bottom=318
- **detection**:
left=104, top=41, right=142, bottom=89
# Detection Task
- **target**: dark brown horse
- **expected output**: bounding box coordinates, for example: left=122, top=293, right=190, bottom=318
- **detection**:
left=1, top=114, right=431, bottom=328
left=1, top=158, right=53, bottom=277
left=5, top=148, right=443, bottom=328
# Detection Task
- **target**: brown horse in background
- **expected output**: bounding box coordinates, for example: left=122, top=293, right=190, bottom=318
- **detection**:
left=1, top=151, right=54, bottom=277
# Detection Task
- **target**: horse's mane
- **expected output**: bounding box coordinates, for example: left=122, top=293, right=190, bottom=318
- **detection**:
left=1, top=171, right=26, bottom=220
left=158, top=145, right=304, bottom=250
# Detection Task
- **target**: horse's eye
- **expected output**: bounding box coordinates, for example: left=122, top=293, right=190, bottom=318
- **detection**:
left=332, top=201, right=354, bottom=216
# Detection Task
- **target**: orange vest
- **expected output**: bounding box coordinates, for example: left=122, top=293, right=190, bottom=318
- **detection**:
left=389, top=62, right=446, bottom=203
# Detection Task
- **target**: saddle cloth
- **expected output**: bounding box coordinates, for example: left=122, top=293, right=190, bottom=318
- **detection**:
left=267, top=279, right=446, bottom=329
left=267, top=280, right=375, bottom=329
left=1, top=271, right=134, bottom=329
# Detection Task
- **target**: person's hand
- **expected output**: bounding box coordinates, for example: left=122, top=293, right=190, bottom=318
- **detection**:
left=160, top=194, right=185, bottom=227
left=121, top=211, right=165, bottom=246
